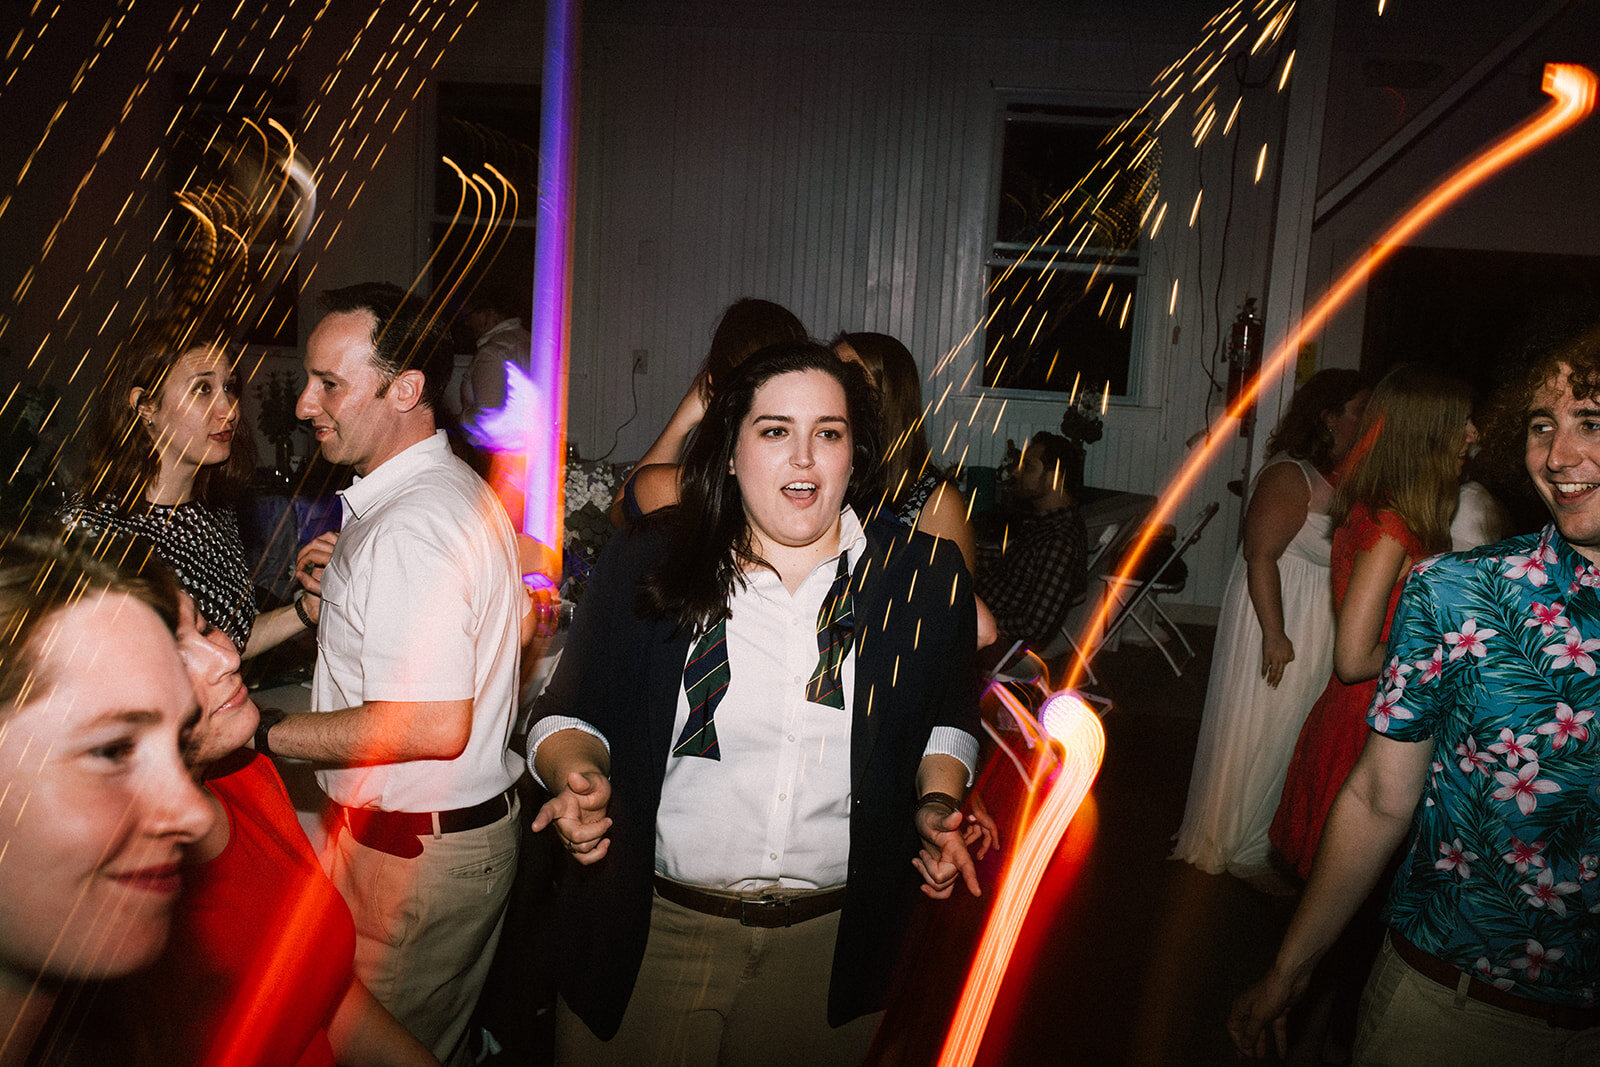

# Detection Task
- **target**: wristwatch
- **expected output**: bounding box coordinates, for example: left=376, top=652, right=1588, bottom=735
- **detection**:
left=255, top=707, right=288, bottom=758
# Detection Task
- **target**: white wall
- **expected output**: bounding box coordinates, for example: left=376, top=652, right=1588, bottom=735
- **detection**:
left=569, top=0, right=1290, bottom=613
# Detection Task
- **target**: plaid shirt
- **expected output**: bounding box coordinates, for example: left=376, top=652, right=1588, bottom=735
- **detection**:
left=976, top=504, right=1087, bottom=650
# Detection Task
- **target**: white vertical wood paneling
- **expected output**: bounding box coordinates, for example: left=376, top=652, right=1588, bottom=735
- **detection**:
left=569, top=7, right=1287, bottom=610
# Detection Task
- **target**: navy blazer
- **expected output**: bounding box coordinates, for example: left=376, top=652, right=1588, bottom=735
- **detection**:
left=535, top=515, right=980, bottom=1039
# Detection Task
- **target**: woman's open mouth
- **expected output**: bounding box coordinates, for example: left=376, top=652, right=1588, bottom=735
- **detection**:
left=782, top=480, right=818, bottom=504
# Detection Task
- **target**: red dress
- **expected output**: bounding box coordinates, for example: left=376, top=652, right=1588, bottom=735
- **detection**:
left=151, top=753, right=357, bottom=1066
left=1269, top=504, right=1425, bottom=879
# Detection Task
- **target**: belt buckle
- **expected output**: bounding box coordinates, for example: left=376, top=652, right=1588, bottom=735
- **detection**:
left=740, top=892, right=791, bottom=928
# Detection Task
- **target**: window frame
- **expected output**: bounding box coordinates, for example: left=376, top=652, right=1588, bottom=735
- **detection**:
left=976, top=88, right=1153, bottom=407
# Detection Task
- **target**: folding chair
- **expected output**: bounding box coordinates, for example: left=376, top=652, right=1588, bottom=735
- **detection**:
left=1092, top=502, right=1220, bottom=678
left=986, top=520, right=1122, bottom=693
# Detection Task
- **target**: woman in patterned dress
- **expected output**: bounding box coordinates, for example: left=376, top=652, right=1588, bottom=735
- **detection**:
left=1270, top=365, right=1477, bottom=879
left=62, top=317, right=316, bottom=656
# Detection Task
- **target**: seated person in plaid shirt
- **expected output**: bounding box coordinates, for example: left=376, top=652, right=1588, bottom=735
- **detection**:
left=976, top=431, right=1088, bottom=651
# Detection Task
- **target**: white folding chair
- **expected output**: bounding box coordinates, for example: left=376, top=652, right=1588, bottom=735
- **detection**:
left=1093, top=502, right=1220, bottom=678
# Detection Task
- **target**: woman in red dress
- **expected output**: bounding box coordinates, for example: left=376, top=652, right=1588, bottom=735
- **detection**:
left=1270, top=366, right=1477, bottom=880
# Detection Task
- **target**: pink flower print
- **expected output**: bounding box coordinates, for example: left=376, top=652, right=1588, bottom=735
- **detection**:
left=1435, top=838, right=1478, bottom=878
left=1525, top=600, right=1570, bottom=637
left=1492, top=762, right=1561, bottom=815
left=1501, top=837, right=1548, bottom=874
left=1581, top=854, right=1599, bottom=883
left=1381, top=655, right=1412, bottom=690
left=1505, top=546, right=1555, bottom=586
left=1413, top=645, right=1445, bottom=684
left=1445, top=618, right=1497, bottom=661
left=1535, top=702, right=1594, bottom=749
left=1411, top=555, right=1441, bottom=576
left=1511, top=939, right=1564, bottom=981
left=1455, top=734, right=1493, bottom=776
left=1578, top=563, right=1600, bottom=589
left=1544, top=627, right=1600, bottom=675
left=1369, top=687, right=1412, bottom=733
left=1475, top=957, right=1515, bottom=992
left=1487, top=728, right=1538, bottom=768
left=1520, top=869, right=1582, bottom=917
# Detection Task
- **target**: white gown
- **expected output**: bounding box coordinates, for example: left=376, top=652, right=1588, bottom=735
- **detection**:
left=1171, top=457, right=1335, bottom=878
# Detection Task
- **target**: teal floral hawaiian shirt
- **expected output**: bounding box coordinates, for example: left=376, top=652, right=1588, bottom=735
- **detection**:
left=1374, top=526, right=1600, bottom=1007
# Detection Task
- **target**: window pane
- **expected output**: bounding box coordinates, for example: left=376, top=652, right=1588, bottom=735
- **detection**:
left=985, top=104, right=1154, bottom=396
left=982, top=265, right=1132, bottom=395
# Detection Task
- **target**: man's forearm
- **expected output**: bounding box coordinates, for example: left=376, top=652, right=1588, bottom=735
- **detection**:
left=266, top=698, right=473, bottom=765
left=1267, top=740, right=1428, bottom=987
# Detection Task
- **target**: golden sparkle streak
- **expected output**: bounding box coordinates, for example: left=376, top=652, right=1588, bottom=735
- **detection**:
left=1063, top=62, right=1597, bottom=696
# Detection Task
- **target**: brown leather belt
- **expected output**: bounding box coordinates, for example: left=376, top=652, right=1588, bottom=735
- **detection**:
left=332, top=789, right=514, bottom=859
left=653, top=875, right=846, bottom=928
left=1389, top=928, right=1600, bottom=1030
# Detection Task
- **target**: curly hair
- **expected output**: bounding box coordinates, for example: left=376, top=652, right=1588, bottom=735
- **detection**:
left=82, top=317, right=255, bottom=511
left=1329, top=365, right=1474, bottom=555
left=638, top=341, right=883, bottom=634
left=1265, top=369, right=1370, bottom=471
left=1476, top=311, right=1600, bottom=501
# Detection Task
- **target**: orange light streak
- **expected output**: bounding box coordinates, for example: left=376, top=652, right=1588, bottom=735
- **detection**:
left=938, top=692, right=1105, bottom=1067
left=1063, top=62, right=1596, bottom=693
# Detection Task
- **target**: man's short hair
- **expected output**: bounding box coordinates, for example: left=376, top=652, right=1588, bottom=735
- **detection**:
left=319, top=283, right=454, bottom=413
left=1028, top=431, right=1083, bottom=494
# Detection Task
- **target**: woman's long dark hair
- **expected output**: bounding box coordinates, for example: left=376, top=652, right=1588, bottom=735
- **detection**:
left=1264, top=368, right=1369, bottom=472
left=639, top=340, right=883, bottom=634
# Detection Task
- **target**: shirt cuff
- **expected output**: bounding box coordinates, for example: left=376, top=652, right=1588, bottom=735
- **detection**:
left=525, top=715, right=611, bottom=791
left=923, top=727, right=980, bottom=787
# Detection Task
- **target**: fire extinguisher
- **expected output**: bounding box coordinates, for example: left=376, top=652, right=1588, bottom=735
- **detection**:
left=1226, top=297, right=1262, bottom=437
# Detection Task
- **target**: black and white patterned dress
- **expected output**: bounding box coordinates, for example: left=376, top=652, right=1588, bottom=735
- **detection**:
left=61, top=494, right=257, bottom=652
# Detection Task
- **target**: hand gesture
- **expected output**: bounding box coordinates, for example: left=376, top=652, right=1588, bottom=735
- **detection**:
left=962, top=793, right=1001, bottom=860
left=912, top=801, right=981, bottom=899
left=531, top=770, right=612, bottom=865
left=295, top=532, right=339, bottom=596
left=1260, top=631, right=1295, bottom=688
left=1227, top=967, right=1307, bottom=1059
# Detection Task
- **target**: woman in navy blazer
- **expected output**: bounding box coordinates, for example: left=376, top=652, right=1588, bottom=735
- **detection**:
left=528, top=342, right=983, bottom=1061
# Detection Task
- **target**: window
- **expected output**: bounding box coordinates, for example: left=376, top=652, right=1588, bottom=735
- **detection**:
left=984, top=100, right=1158, bottom=398
left=427, top=82, right=539, bottom=311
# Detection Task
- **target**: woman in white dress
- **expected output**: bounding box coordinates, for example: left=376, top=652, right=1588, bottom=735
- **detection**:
left=1172, top=370, right=1369, bottom=888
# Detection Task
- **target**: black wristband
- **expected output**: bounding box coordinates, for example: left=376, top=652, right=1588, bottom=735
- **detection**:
left=255, top=707, right=287, bottom=758
left=293, top=591, right=317, bottom=629
left=916, top=791, right=964, bottom=818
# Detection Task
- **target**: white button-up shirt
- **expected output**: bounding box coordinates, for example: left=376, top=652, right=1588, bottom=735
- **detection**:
left=313, top=430, right=523, bottom=812
left=530, top=508, right=977, bottom=889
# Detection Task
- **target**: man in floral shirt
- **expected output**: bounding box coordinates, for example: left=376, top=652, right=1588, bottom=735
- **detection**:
left=1231, top=334, right=1600, bottom=1062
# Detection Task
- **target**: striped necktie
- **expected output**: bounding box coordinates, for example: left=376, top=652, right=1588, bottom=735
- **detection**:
left=674, top=620, right=728, bottom=759
left=805, top=552, right=855, bottom=709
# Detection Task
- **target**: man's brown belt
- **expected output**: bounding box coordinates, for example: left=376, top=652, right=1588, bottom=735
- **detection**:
left=1389, top=928, right=1600, bottom=1031
left=653, top=875, right=846, bottom=928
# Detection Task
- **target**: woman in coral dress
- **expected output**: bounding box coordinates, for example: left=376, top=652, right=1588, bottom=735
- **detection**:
left=1270, top=366, right=1477, bottom=879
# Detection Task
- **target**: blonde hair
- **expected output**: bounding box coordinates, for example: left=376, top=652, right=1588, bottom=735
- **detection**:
left=1330, top=365, right=1473, bottom=555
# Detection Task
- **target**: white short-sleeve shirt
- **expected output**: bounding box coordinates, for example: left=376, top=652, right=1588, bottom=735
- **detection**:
left=313, top=430, right=523, bottom=812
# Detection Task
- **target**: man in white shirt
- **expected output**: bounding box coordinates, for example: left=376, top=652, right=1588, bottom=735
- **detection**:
left=457, top=288, right=531, bottom=450
left=264, top=282, right=524, bottom=1067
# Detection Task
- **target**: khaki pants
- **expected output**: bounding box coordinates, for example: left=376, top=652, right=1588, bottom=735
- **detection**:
left=557, top=889, right=882, bottom=1066
left=1355, top=933, right=1600, bottom=1066
left=324, top=796, right=520, bottom=1067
